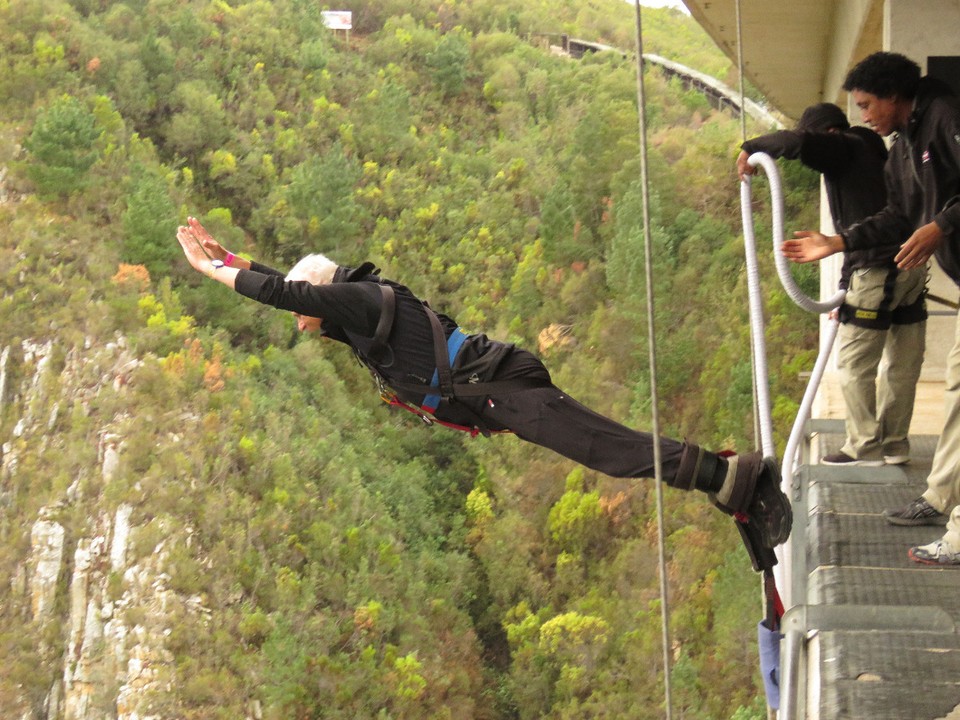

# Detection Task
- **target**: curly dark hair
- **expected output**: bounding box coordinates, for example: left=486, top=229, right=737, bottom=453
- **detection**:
left=843, top=52, right=921, bottom=99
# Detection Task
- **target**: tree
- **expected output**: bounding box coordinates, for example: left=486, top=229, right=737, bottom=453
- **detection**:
left=539, top=180, right=577, bottom=264
left=162, top=81, right=230, bottom=160
left=121, top=165, right=179, bottom=277
left=427, top=32, right=471, bottom=98
left=23, top=95, right=100, bottom=198
left=255, top=143, right=364, bottom=262
left=353, top=80, right=416, bottom=164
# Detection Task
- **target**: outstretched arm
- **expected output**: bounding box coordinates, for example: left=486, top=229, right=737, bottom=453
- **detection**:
left=176, top=217, right=243, bottom=289
left=781, top=230, right=844, bottom=263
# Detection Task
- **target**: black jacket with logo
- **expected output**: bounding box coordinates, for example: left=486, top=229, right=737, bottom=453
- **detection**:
left=843, top=78, right=960, bottom=285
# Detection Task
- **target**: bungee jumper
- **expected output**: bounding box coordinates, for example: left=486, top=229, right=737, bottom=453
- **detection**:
left=175, top=217, right=792, bottom=548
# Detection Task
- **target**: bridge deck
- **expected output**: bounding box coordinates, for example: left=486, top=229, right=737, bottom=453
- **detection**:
left=793, top=423, right=960, bottom=719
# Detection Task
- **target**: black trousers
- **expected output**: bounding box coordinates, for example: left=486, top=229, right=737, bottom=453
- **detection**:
left=476, top=383, right=688, bottom=485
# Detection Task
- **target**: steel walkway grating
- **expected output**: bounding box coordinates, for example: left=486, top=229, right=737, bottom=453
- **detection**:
left=793, top=432, right=960, bottom=719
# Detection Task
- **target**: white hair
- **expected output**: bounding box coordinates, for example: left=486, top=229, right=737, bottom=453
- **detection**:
left=286, top=253, right=339, bottom=285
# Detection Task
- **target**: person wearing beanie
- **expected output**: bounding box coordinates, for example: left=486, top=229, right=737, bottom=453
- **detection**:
left=739, top=101, right=927, bottom=469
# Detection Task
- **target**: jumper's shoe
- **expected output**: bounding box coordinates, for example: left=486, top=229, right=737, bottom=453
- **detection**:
left=883, top=497, right=948, bottom=526
left=908, top=539, right=960, bottom=566
left=713, top=453, right=792, bottom=548
left=749, top=457, right=793, bottom=547
left=884, top=454, right=910, bottom=465
left=821, top=452, right=884, bottom=467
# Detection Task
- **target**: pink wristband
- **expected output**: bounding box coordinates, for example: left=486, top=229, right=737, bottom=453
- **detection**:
left=224, top=252, right=236, bottom=267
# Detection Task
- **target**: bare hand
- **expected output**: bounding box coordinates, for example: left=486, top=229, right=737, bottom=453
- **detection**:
left=895, top=221, right=943, bottom=269
left=781, top=231, right=843, bottom=264
left=176, top=219, right=214, bottom=275
left=185, top=217, right=230, bottom=261
left=736, top=150, right=756, bottom=181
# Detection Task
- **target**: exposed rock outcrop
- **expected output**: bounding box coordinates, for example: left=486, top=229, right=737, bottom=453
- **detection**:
left=29, top=512, right=65, bottom=622
left=5, top=338, right=190, bottom=719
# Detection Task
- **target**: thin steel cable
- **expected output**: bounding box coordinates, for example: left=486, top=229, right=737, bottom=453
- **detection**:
left=734, top=9, right=770, bottom=719
left=733, top=0, right=763, bottom=453
left=735, top=0, right=747, bottom=142
left=632, top=3, right=672, bottom=717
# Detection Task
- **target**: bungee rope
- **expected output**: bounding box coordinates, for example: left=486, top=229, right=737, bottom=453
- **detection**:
left=741, top=152, right=848, bottom=462
left=746, top=154, right=847, bottom=314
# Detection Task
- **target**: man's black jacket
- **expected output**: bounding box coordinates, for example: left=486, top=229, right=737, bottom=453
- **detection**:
left=843, top=78, right=960, bottom=285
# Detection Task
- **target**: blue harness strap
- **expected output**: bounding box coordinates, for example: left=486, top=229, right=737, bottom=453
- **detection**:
left=421, top=328, right=468, bottom=413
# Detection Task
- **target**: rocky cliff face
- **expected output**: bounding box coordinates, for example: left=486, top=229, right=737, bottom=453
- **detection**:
left=2, top=338, right=211, bottom=720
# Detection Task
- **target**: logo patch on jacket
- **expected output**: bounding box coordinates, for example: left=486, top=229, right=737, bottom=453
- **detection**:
left=922, top=149, right=931, bottom=163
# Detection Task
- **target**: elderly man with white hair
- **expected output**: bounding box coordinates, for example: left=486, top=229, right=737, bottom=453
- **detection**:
left=175, top=217, right=792, bottom=548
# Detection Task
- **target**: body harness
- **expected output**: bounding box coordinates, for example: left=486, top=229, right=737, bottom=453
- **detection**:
left=838, top=264, right=927, bottom=329
left=341, top=265, right=544, bottom=436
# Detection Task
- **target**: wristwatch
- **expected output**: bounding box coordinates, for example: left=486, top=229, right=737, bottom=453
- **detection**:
left=209, top=259, right=225, bottom=277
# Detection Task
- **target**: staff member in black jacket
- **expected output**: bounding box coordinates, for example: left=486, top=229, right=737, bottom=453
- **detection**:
left=740, top=102, right=927, bottom=468
left=175, top=217, right=792, bottom=548
left=782, top=52, right=960, bottom=563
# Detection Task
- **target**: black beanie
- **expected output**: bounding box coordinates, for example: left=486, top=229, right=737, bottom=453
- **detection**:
left=796, top=103, right=850, bottom=132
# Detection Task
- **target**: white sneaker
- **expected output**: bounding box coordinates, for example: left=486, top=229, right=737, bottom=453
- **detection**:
left=909, top=538, right=960, bottom=566
left=884, top=455, right=910, bottom=465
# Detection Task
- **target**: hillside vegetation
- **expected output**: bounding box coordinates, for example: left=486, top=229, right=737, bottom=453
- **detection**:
left=0, top=0, right=821, bottom=718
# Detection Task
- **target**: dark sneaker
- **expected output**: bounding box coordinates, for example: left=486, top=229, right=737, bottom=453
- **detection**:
left=909, top=539, right=960, bottom=566
left=744, top=457, right=792, bottom=548
left=821, top=452, right=884, bottom=467
left=884, top=454, right=910, bottom=465
left=883, top=497, right=948, bottom=526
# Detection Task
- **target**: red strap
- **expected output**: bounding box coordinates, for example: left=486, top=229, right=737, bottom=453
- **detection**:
left=764, top=570, right=784, bottom=627
left=385, top=396, right=510, bottom=437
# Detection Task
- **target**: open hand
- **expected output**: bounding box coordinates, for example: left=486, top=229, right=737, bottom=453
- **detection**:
left=781, top=231, right=843, bottom=264
left=186, top=217, right=230, bottom=262
left=176, top=219, right=214, bottom=275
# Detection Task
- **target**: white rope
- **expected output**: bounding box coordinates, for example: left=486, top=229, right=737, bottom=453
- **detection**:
left=782, top=317, right=841, bottom=488
left=740, top=171, right=777, bottom=460
left=740, top=152, right=847, bottom=460
left=632, top=2, right=672, bottom=717
left=746, top=153, right=846, bottom=314
left=741, top=151, right=846, bottom=459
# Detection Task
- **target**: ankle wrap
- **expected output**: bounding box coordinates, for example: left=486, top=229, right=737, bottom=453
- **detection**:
left=674, top=443, right=722, bottom=493
left=714, top=451, right=762, bottom=514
